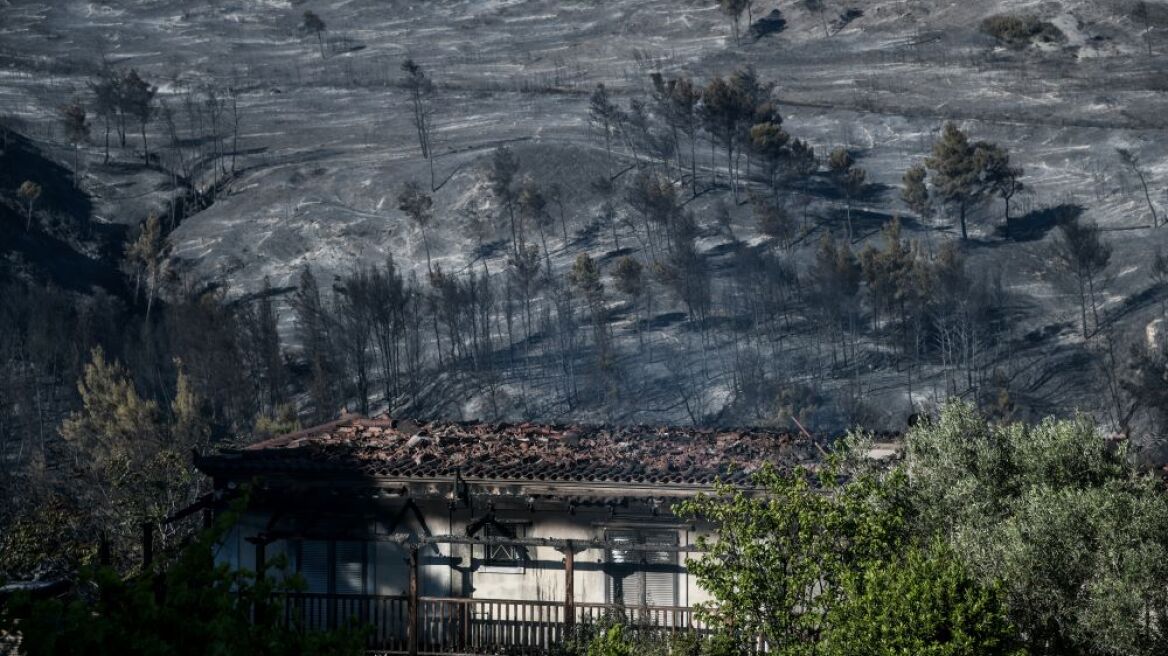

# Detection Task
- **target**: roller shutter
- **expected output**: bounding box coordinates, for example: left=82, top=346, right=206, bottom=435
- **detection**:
left=605, top=529, right=677, bottom=608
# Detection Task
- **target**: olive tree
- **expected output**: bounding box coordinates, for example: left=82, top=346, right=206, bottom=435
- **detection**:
left=905, top=401, right=1168, bottom=656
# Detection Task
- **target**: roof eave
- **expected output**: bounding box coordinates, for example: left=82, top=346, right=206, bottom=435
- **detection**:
left=195, top=462, right=744, bottom=498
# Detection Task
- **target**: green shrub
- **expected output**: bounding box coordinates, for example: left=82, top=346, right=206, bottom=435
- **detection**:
left=819, top=540, right=1024, bottom=656
left=587, top=626, right=636, bottom=656
left=981, top=14, right=1065, bottom=48
left=906, top=402, right=1168, bottom=656
left=0, top=502, right=368, bottom=656
left=677, top=442, right=912, bottom=654
left=557, top=624, right=744, bottom=656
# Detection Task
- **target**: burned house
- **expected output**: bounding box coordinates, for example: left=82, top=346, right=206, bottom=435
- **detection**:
left=195, top=416, right=822, bottom=652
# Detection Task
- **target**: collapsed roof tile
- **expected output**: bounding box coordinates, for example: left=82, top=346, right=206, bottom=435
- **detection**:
left=198, top=417, right=830, bottom=487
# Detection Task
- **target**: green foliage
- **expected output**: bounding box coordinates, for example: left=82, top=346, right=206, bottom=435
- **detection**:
left=0, top=496, right=97, bottom=579
left=906, top=401, right=1168, bottom=656
left=678, top=426, right=1052, bottom=656
left=820, top=540, right=1023, bottom=656
left=57, top=347, right=162, bottom=569
left=981, top=15, right=1065, bottom=48
left=1, top=502, right=367, bottom=656
left=827, top=147, right=852, bottom=173
left=587, top=626, right=635, bottom=656
left=677, top=440, right=912, bottom=655
left=253, top=403, right=302, bottom=440
left=749, top=121, right=790, bottom=189
left=925, top=123, right=982, bottom=238
left=612, top=256, right=644, bottom=298
left=569, top=253, right=605, bottom=307
left=901, top=163, right=932, bottom=219
left=557, top=620, right=744, bottom=656
left=2, top=347, right=215, bottom=580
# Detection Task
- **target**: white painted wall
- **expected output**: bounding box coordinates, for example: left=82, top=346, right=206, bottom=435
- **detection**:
left=217, top=502, right=713, bottom=607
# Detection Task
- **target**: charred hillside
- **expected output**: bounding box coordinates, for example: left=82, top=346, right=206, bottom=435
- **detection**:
left=2, top=0, right=1168, bottom=462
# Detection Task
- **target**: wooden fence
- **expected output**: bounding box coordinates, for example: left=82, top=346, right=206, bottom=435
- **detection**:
left=279, top=592, right=709, bottom=654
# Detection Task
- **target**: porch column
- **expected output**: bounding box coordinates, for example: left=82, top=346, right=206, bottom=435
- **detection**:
left=563, top=541, right=575, bottom=633
left=246, top=536, right=269, bottom=625
left=254, top=538, right=266, bottom=576
left=408, top=544, right=419, bottom=656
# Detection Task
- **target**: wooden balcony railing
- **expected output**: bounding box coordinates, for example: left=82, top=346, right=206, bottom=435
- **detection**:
left=260, top=542, right=720, bottom=653
left=278, top=593, right=709, bottom=654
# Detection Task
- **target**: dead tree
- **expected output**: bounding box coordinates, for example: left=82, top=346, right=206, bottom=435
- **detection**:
left=302, top=11, right=327, bottom=58
left=1118, top=148, right=1159, bottom=228
left=59, top=100, right=90, bottom=176
left=402, top=59, right=436, bottom=190
left=1052, top=217, right=1112, bottom=339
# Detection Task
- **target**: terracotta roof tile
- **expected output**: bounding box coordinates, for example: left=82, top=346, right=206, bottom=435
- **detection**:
left=198, top=417, right=826, bottom=487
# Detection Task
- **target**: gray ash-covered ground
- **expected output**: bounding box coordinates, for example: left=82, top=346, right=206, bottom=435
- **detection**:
left=4, top=0, right=1168, bottom=439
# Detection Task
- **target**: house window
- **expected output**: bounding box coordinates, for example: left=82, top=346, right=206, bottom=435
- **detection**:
left=296, top=540, right=371, bottom=595
left=478, top=522, right=528, bottom=573
left=605, top=529, right=678, bottom=608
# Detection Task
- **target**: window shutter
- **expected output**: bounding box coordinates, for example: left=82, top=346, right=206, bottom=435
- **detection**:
left=297, top=540, right=331, bottom=631
left=334, top=541, right=366, bottom=595
left=214, top=525, right=240, bottom=570
left=606, top=530, right=643, bottom=607
left=299, top=540, right=330, bottom=594
left=642, top=531, right=678, bottom=607
left=605, top=529, right=678, bottom=608
left=606, top=530, right=638, bottom=564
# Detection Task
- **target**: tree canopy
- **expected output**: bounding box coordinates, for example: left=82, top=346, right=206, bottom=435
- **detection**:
left=1, top=500, right=366, bottom=656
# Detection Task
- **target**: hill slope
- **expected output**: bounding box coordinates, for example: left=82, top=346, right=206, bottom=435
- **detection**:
left=3, top=0, right=1168, bottom=437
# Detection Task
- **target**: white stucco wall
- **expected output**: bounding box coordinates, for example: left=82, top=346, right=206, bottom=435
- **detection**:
left=217, top=501, right=713, bottom=607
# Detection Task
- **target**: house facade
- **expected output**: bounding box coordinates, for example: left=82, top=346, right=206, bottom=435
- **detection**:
left=195, top=416, right=821, bottom=653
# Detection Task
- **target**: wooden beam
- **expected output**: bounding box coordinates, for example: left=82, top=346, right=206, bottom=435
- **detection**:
left=563, top=542, right=575, bottom=632
left=409, top=534, right=704, bottom=553
left=407, top=545, right=419, bottom=656
left=251, top=538, right=268, bottom=626
left=255, top=530, right=704, bottom=553
left=255, top=539, right=266, bottom=576
left=162, top=489, right=243, bottom=526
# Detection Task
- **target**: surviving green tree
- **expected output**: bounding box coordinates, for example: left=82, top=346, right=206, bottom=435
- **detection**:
left=925, top=122, right=1000, bottom=240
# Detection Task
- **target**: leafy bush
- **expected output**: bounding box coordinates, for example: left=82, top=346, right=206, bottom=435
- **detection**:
left=677, top=440, right=914, bottom=655
left=981, top=15, right=1065, bottom=48
left=819, top=540, right=1023, bottom=656
left=569, top=620, right=742, bottom=653
left=587, top=626, right=636, bottom=656
left=0, top=503, right=367, bottom=656
left=906, top=402, right=1168, bottom=656
left=556, top=621, right=744, bottom=656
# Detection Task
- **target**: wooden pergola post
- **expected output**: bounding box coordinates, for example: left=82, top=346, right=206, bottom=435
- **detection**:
left=246, top=536, right=269, bottom=625
left=563, top=541, right=575, bottom=633
left=408, top=544, right=419, bottom=656
left=254, top=538, right=266, bottom=576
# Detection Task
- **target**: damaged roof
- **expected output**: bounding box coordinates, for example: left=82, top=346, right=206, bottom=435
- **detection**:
left=196, top=416, right=828, bottom=488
